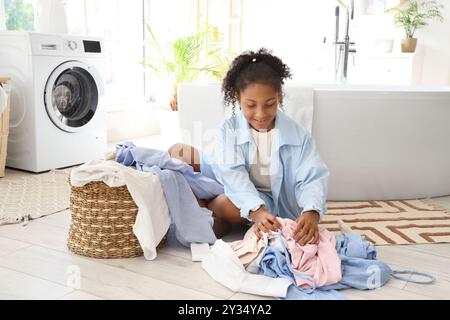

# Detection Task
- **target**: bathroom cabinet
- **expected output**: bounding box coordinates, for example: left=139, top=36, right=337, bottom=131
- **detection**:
left=293, top=53, right=423, bottom=85
left=349, top=53, right=424, bottom=85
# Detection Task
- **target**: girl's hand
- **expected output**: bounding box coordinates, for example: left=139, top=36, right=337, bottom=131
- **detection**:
left=250, top=206, right=281, bottom=238
left=294, top=211, right=320, bottom=245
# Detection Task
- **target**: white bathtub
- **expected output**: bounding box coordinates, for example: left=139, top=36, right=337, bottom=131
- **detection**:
left=178, top=83, right=450, bottom=201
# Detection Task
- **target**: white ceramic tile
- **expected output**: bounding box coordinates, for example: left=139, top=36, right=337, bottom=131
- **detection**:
left=36, top=210, right=71, bottom=229
left=0, top=219, right=69, bottom=253
left=401, top=243, right=450, bottom=259
left=342, top=286, right=432, bottom=300
left=403, top=277, right=450, bottom=300
left=99, top=252, right=234, bottom=299
left=0, top=236, right=31, bottom=257
left=0, top=245, right=220, bottom=300
left=376, top=245, right=450, bottom=281
left=0, top=266, right=73, bottom=300
left=59, top=290, right=104, bottom=300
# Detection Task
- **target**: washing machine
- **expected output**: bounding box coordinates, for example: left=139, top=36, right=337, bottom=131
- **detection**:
left=0, top=31, right=107, bottom=172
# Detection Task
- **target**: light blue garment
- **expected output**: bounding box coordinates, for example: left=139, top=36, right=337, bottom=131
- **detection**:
left=257, top=190, right=276, bottom=213
left=320, top=233, right=392, bottom=291
left=259, top=232, right=434, bottom=300
left=116, top=142, right=224, bottom=200
left=283, top=284, right=348, bottom=300
left=322, top=233, right=436, bottom=290
left=391, top=270, right=435, bottom=285
left=203, top=111, right=330, bottom=221
left=115, top=143, right=218, bottom=247
left=335, top=232, right=377, bottom=260
left=259, top=232, right=391, bottom=299
left=259, top=245, right=296, bottom=283
left=259, top=235, right=346, bottom=300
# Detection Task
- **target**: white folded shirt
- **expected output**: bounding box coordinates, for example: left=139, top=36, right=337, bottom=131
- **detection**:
left=201, top=240, right=292, bottom=298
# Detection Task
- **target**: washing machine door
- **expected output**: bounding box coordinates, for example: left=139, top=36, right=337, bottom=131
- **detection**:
left=44, top=60, right=104, bottom=133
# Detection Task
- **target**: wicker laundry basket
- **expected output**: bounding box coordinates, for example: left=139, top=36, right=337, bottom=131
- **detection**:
left=68, top=180, right=167, bottom=259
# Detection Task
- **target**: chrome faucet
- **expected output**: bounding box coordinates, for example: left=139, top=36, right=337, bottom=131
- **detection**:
left=334, top=0, right=356, bottom=83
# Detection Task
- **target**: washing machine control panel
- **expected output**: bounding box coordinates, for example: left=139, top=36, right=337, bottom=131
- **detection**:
left=67, top=40, right=78, bottom=51
left=29, top=34, right=104, bottom=56
left=65, top=39, right=102, bottom=53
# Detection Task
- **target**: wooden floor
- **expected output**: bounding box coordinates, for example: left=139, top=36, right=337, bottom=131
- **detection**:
left=1, top=195, right=450, bottom=300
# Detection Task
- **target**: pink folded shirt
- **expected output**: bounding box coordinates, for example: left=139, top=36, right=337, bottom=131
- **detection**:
left=278, top=218, right=342, bottom=288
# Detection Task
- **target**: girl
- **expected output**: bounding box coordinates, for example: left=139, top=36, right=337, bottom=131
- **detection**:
left=168, top=48, right=329, bottom=245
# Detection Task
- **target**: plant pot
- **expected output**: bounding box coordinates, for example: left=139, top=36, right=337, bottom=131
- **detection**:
left=170, top=91, right=178, bottom=111
left=168, top=82, right=178, bottom=111
left=401, top=38, right=417, bottom=53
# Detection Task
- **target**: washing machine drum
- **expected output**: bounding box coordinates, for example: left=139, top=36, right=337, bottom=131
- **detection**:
left=45, top=61, right=102, bottom=133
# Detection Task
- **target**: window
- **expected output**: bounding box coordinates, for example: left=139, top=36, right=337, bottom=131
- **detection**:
left=65, top=0, right=146, bottom=111
left=143, top=0, right=198, bottom=105
left=143, top=0, right=236, bottom=105
left=3, top=0, right=34, bottom=31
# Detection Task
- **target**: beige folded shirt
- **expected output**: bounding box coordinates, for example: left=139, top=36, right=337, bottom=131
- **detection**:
left=230, top=225, right=266, bottom=266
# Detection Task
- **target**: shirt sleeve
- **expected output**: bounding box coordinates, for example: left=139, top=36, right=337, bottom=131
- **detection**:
left=294, top=133, right=330, bottom=221
left=213, top=121, right=265, bottom=221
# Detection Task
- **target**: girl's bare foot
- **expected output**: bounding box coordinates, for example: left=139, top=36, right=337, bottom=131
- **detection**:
left=103, top=150, right=117, bottom=161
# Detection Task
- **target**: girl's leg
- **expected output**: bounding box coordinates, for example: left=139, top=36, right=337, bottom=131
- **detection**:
left=167, top=144, right=247, bottom=238
left=207, top=194, right=250, bottom=238
left=167, top=143, right=201, bottom=172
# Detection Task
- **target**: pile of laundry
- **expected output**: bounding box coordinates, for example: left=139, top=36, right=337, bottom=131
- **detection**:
left=199, top=220, right=391, bottom=300
left=198, top=219, right=436, bottom=300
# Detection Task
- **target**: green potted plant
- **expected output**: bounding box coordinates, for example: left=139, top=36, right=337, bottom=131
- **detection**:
left=143, top=23, right=233, bottom=111
left=391, top=0, right=444, bottom=52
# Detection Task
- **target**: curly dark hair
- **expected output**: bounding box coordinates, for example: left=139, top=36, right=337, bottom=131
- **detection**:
left=222, top=48, right=292, bottom=107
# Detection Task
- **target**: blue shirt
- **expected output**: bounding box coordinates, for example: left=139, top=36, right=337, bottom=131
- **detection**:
left=115, top=143, right=219, bottom=246
left=204, top=110, right=330, bottom=221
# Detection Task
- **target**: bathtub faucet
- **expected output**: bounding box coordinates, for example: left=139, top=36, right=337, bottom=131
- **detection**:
left=334, top=0, right=356, bottom=83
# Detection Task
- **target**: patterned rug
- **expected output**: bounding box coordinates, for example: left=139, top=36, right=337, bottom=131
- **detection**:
left=0, top=169, right=71, bottom=225
left=320, top=199, right=450, bottom=246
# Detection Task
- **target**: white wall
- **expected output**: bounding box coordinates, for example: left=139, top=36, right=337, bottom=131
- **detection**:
left=241, top=0, right=336, bottom=83
left=417, top=1, right=450, bottom=85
